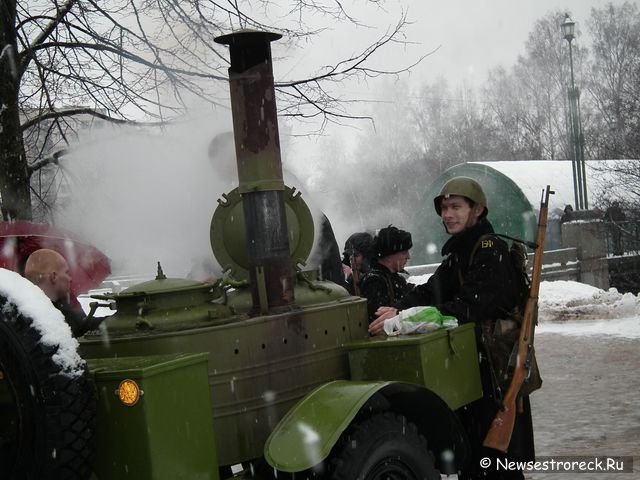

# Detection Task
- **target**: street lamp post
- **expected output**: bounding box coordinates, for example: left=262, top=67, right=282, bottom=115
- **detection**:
left=561, top=14, right=588, bottom=210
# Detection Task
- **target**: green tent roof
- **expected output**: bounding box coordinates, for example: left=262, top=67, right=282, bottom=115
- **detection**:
left=412, top=163, right=537, bottom=265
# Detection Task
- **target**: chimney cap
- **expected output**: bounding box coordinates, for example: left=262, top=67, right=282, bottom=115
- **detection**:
left=215, top=29, right=282, bottom=46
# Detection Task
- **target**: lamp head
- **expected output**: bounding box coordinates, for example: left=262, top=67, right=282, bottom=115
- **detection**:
left=561, top=14, right=575, bottom=42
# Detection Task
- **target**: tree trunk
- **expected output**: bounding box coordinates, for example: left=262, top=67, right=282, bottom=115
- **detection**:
left=0, top=0, right=32, bottom=221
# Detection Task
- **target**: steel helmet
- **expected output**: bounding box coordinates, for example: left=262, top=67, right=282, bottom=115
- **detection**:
left=434, top=177, right=488, bottom=216
left=342, top=232, right=374, bottom=265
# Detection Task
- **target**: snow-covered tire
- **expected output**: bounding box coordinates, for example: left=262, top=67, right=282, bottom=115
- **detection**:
left=329, top=412, right=440, bottom=480
left=0, top=292, right=96, bottom=480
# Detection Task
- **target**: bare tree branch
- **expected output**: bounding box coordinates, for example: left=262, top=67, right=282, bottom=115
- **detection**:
left=277, top=16, right=434, bottom=88
left=27, top=148, right=68, bottom=175
left=2, top=0, right=424, bottom=220
left=19, top=107, right=178, bottom=131
left=19, top=0, right=79, bottom=76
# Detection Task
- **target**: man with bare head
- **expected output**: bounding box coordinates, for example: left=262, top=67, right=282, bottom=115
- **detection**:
left=25, top=249, right=102, bottom=337
left=24, top=249, right=72, bottom=303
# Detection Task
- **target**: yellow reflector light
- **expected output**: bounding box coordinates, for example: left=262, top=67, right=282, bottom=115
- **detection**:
left=117, top=379, right=142, bottom=406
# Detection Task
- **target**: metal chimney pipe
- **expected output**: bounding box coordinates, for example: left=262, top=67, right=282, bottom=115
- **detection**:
left=214, top=30, right=294, bottom=313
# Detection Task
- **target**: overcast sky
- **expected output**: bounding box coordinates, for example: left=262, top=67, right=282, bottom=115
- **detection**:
left=274, top=0, right=625, bottom=148
left=398, top=0, right=616, bottom=89
left=275, top=0, right=628, bottom=241
left=274, top=0, right=622, bottom=100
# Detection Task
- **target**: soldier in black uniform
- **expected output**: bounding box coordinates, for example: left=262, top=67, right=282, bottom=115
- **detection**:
left=604, top=201, right=626, bottom=256
left=560, top=204, right=574, bottom=223
left=360, top=226, right=414, bottom=321
left=369, top=177, right=534, bottom=480
left=341, top=231, right=374, bottom=295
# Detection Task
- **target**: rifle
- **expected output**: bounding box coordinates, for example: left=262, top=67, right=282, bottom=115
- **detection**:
left=349, top=247, right=361, bottom=296
left=482, top=185, right=554, bottom=452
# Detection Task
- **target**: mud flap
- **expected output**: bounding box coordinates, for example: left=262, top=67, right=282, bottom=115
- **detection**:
left=264, top=379, right=469, bottom=475
left=264, top=380, right=391, bottom=472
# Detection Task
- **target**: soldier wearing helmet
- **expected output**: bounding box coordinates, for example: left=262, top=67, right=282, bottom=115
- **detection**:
left=359, top=226, right=414, bottom=320
left=341, top=231, right=374, bottom=295
left=370, top=177, right=534, bottom=480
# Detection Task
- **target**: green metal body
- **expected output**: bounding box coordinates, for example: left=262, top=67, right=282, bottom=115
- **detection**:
left=87, top=353, right=217, bottom=480
left=82, top=274, right=479, bottom=476
left=346, top=323, right=482, bottom=410
left=81, top=280, right=369, bottom=467
left=264, top=326, right=481, bottom=473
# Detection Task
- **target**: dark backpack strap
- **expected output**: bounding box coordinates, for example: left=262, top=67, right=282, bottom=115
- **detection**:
left=459, top=234, right=500, bottom=287
left=491, top=232, right=537, bottom=250
left=383, top=275, right=395, bottom=303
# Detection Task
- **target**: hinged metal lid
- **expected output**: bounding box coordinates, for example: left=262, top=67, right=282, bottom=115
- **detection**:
left=210, top=186, right=314, bottom=281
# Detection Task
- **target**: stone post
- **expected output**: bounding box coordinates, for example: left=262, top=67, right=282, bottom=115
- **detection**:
left=561, top=219, right=609, bottom=290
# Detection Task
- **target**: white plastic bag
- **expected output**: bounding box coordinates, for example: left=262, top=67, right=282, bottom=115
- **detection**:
left=383, top=306, right=458, bottom=336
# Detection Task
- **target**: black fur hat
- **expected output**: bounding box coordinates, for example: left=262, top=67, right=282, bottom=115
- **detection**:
left=374, top=226, right=412, bottom=258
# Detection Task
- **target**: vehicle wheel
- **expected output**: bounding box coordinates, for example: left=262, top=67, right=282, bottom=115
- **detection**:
left=0, top=293, right=96, bottom=480
left=329, top=412, right=440, bottom=480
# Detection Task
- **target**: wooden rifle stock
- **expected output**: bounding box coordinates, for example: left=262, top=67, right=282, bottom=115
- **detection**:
left=482, top=185, right=554, bottom=452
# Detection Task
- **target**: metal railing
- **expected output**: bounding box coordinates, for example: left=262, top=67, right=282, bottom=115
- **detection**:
left=604, top=220, right=640, bottom=256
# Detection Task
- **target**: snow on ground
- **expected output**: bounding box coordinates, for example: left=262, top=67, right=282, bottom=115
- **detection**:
left=408, top=275, right=640, bottom=339
left=537, top=280, right=640, bottom=339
